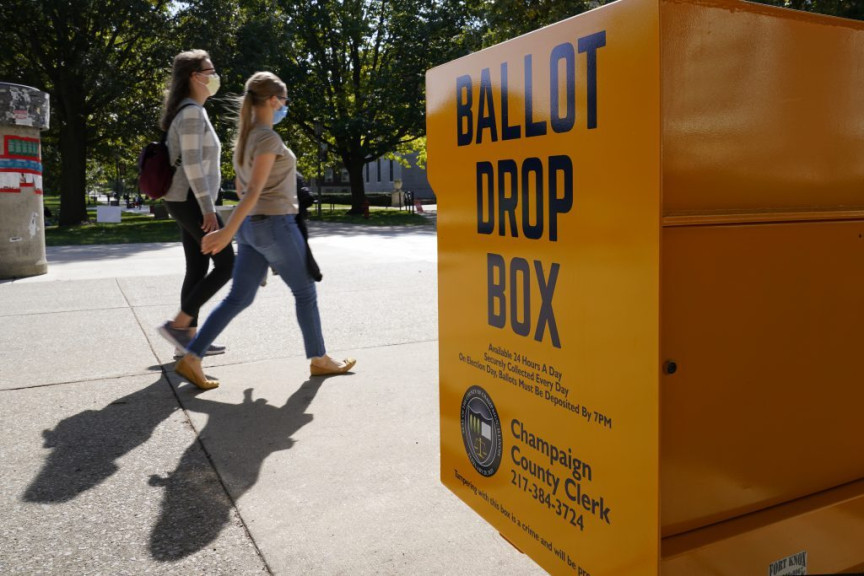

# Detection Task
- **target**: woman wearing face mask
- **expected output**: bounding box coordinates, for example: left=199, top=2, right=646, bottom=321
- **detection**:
left=157, top=49, right=235, bottom=357
left=172, top=71, right=356, bottom=389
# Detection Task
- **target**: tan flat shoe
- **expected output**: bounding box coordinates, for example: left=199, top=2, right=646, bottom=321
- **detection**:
left=310, top=357, right=356, bottom=376
left=175, top=356, right=219, bottom=390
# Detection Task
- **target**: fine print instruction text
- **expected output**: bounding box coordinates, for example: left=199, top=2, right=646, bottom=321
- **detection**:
left=456, top=467, right=601, bottom=575
left=458, top=342, right=613, bottom=430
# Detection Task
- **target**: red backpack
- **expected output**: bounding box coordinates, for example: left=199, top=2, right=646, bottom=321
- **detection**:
left=137, top=104, right=194, bottom=200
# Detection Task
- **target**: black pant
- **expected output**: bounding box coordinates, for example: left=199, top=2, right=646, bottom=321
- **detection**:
left=164, top=190, right=235, bottom=327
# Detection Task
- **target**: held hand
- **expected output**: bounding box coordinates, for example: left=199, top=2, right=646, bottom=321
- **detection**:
left=201, top=229, right=231, bottom=255
left=201, top=212, right=220, bottom=233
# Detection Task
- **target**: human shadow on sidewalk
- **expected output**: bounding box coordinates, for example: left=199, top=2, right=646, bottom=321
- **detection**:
left=22, top=379, right=178, bottom=503
left=149, top=380, right=322, bottom=561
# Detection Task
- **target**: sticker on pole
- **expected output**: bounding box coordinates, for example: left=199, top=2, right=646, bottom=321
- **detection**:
left=768, top=550, right=807, bottom=575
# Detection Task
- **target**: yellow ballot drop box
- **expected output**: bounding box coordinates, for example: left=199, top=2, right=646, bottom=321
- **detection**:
left=427, top=0, right=864, bottom=573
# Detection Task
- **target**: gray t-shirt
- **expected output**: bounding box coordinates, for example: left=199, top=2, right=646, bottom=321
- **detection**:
left=234, top=126, right=297, bottom=216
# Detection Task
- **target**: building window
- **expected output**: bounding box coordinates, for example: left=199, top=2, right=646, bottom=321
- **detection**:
left=341, top=168, right=349, bottom=182
left=389, top=160, right=394, bottom=182
left=325, top=167, right=333, bottom=183
left=365, top=164, right=369, bottom=183
left=376, top=159, right=381, bottom=182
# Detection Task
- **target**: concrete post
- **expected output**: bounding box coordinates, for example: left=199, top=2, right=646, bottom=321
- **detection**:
left=0, top=83, right=50, bottom=279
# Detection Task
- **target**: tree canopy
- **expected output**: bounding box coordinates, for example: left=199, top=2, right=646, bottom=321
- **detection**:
left=276, top=0, right=473, bottom=212
left=1, top=0, right=861, bottom=224
left=475, top=0, right=596, bottom=46
left=0, top=0, right=175, bottom=225
left=753, top=0, right=864, bottom=19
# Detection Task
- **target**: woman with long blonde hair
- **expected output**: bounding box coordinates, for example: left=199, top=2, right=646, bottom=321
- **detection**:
left=171, top=71, right=356, bottom=389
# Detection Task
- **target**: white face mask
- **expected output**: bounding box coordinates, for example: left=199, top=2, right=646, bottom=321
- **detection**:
left=198, top=73, right=220, bottom=96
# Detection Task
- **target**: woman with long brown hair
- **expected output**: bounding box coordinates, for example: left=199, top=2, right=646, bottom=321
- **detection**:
left=156, top=49, right=235, bottom=357
left=170, top=71, right=355, bottom=389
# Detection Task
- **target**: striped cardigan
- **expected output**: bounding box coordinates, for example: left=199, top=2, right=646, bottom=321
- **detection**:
left=164, top=99, right=221, bottom=214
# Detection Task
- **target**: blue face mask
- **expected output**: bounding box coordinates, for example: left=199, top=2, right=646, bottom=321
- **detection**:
left=273, top=104, right=288, bottom=125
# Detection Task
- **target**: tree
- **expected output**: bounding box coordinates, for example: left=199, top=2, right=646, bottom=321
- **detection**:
left=0, top=0, right=175, bottom=225
left=278, top=0, right=473, bottom=213
left=475, top=0, right=595, bottom=47
left=168, top=0, right=300, bottom=184
left=478, top=0, right=863, bottom=50
left=751, top=0, right=864, bottom=19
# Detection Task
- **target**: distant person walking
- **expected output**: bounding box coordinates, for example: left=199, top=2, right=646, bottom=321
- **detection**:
left=156, top=49, right=235, bottom=357
left=162, top=71, right=355, bottom=390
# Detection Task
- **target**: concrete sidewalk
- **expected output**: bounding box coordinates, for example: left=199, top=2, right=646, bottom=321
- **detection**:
left=0, top=221, right=545, bottom=575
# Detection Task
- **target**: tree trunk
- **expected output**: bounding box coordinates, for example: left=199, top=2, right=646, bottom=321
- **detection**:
left=346, top=157, right=367, bottom=215
left=57, top=87, right=88, bottom=226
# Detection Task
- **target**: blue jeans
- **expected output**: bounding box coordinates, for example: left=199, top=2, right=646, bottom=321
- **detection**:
left=187, top=214, right=326, bottom=359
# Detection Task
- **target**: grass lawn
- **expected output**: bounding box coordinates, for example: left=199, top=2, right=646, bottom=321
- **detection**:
left=43, top=197, right=431, bottom=247
left=45, top=213, right=181, bottom=246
